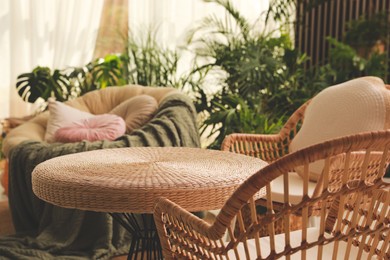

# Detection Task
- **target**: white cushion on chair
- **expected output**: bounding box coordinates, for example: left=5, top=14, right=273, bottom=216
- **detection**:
left=270, top=172, right=317, bottom=204
left=289, top=76, right=390, bottom=181
left=229, top=227, right=369, bottom=259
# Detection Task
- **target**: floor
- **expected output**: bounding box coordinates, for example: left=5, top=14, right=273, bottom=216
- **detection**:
left=0, top=177, right=5, bottom=200
left=0, top=179, right=128, bottom=259
left=0, top=181, right=14, bottom=236
left=0, top=167, right=214, bottom=259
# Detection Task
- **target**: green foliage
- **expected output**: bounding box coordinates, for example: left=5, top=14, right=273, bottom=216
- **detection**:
left=189, top=0, right=328, bottom=149
left=266, top=0, right=329, bottom=23
left=261, top=49, right=331, bottom=117
left=266, top=0, right=296, bottom=23
left=124, top=30, right=188, bottom=88
left=326, top=37, right=387, bottom=83
left=16, top=54, right=127, bottom=105
left=17, top=67, right=71, bottom=103
left=345, top=12, right=389, bottom=48
left=90, top=54, right=127, bottom=89
left=15, top=29, right=201, bottom=107
left=202, top=93, right=284, bottom=148
left=15, top=0, right=389, bottom=151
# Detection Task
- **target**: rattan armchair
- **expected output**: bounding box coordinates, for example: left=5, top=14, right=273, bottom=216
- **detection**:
left=221, top=77, right=390, bottom=218
left=221, top=101, right=310, bottom=217
left=154, top=130, right=390, bottom=259
left=220, top=82, right=390, bottom=162
left=220, top=101, right=310, bottom=233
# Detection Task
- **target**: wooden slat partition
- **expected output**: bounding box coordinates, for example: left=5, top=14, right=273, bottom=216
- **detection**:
left=295, top=0, right=390, bottom=80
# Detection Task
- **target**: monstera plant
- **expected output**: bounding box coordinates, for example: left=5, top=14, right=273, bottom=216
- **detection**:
left=16, top=54, right=128, bottom=105
left=186, top=0, right=329, bottom=149
left=15, top=27, right=200, bottom=107
left=16, top=66, right=72, bottom=103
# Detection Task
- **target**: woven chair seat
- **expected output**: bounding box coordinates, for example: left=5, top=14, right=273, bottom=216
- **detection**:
left=154, top=130, right=390, bottom=259
left=221, top=77, right=390, bottom=236
left=229, top=227, right=370, bottom=259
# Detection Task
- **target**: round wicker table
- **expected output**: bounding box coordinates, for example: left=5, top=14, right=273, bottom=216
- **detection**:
left=32, top=147, right=268, bottom=259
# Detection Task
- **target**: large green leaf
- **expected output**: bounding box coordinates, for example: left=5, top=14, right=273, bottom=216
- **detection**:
left=16, top=67, right=53, bottom=103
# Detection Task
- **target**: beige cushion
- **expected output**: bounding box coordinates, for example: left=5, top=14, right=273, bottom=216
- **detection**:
left=270, top=172, right=317, bottom=204
left=269, top=152, right=386, bottom=205
left=45, top=99, right=95, bottom=143
left=2, top=85, right=177, bottom=156
left=289, top=76, right=390, bottom=181
left=65, top=85, right=175, bottom=114
left=109, top=95, right=158, bottom=133
left=229, top=227, right=369, bottom=259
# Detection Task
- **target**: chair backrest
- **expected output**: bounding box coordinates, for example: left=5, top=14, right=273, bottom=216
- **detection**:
left=290, top=76, right=390, bottom=181
left=155, top=130, right=390, bottom=259
left=220, top=100, right=310, bottom=162
left=222, top=76, right=390, bottom=166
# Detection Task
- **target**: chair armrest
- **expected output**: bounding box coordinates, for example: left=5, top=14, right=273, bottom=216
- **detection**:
left=154, top=197, right=228, bottom=258
left=2, top=113, right=48, bottom=157
left=221, top=133, right=288, bottom=162
left=221, top=100, right=309, bottom=162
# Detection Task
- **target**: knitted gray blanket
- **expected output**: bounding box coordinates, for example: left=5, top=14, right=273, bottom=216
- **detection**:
left=0, top=93, right=200, bottom=259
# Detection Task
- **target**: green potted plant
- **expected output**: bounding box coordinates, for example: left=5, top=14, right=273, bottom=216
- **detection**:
left=325, top=37, right=387, bottom=83
left=15, top=27, right=202, bottom=110
left=345, top=12, right=389, bottom=58
left=187, top=0, right=328, bottom=149
left=16, top=54, right=128, bottom=106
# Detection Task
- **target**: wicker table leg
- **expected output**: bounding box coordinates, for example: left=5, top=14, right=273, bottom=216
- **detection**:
left=110, top=213, right=163, bottom=260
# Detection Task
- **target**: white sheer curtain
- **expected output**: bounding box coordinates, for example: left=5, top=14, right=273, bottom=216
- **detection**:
left=128, top=0, right=274, bottom=148
left=128, top=0, right=271, bottom=48
left=0, top=0, right=104, bottom=118
left=128, top=0, right=274, bottom=91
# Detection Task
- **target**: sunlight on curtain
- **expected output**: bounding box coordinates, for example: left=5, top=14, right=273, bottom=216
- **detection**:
left=0, top=0, right=104, bottom=118
left=0, top=1, right=11, bottom=120
left=128, top=0, right=273, bottom=148
left=128, top=0, right=271, bottom=48
left=128, top=0, right=274, bottom=95
left=128, top=0, right=274, bottom=82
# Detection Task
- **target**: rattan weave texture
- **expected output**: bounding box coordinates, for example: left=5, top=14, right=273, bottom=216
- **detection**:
left=154, top=130, right=390, bottom=259
left=32, top=147, right=267, bottom=213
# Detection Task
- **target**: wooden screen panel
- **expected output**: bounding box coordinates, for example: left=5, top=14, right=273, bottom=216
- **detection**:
left=295, top=0, right=390, bottom=81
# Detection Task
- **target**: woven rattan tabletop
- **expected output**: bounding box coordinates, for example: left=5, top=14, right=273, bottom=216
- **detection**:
left=32, top=147, right=267, bottom=213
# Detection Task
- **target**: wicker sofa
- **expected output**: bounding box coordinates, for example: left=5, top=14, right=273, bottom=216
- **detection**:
left=0, top=85, right=200, bottom=259
left=3, top=85, right=180, bottom=156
